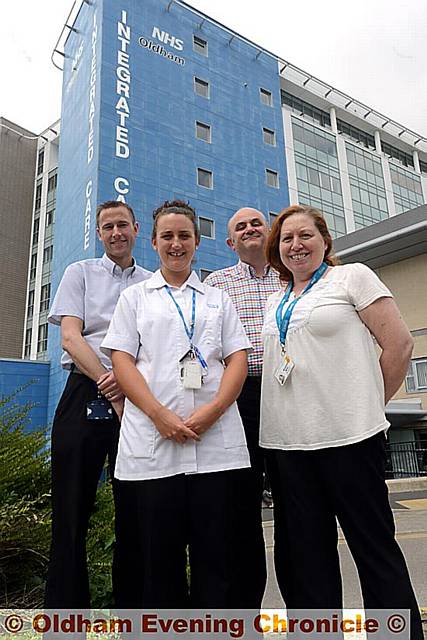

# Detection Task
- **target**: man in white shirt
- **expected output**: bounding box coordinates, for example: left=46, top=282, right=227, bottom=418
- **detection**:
left=45, top=200, right=151, bottom=608
left=205, top=207, right=281, bottom=608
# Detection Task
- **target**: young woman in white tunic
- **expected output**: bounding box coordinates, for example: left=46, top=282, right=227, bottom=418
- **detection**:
left=101, top=201, right=251, bottom=608
left=260, top=204, right=422, bottom=640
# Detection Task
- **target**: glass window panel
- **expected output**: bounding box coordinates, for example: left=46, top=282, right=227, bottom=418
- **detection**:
left=360, top=189, right=370, bottom=204
left=193, top=35, right=208, bottom=56
left=198, top=217, right=214, bottom=238
left=196, top=121, right=211, bottom=142
left=415, top=361, right=427, bottom=387
left=197, top=168, right=213, bottom=188
left=369, top=193, right=379, bottom=209
left=331, top=176, right=341, bottom=193
left=321, top=188, right=332, bottom=202
left=308, top=167, right=319, bottom=186
left=260, top=88, right=272, bottom=106
left=319, top=172, right=330, bottom=189
left=296, top=163, right=308, bottom=181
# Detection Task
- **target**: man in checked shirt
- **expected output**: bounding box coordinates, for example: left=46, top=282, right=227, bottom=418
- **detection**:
left=204, top=207, right=281, bottom=608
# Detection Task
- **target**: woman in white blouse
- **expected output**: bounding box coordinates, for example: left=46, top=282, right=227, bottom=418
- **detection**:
left=261, top=204, right=422, bottom=639
left=101, top=200, right=251, bottom=608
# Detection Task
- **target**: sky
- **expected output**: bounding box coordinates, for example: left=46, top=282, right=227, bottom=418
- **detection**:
left=1, top=0, right=426, bottom=138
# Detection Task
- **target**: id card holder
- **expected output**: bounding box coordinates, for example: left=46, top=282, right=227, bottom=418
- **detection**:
left=87, top=398, right=113, bottom=420
left=182, top=359, right=202, bottom=389
left=274, top=353, right=294, bottom=386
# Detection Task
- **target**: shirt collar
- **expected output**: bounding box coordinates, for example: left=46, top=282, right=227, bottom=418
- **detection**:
left=237, top=259, right=271, bottom=278
left=147, top=269, right=205, bottom=293
left=101, top=253, right=137, bottom=276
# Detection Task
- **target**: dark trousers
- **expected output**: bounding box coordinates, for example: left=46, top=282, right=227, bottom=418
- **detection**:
left=114, top=470, right=242, bottom=608
left=44, top=373, right=120, bottom=609
left=267, top=432, right=423, bottom=640
left=231, top=376, right=267, bottom=608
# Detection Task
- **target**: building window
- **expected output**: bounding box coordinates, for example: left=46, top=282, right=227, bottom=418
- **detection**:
left=420, top=160, right=427, bottom=174
left=37, top=149, right=44, bottom=176
left=389, top=163, right=424, bottom=214
left=35, top=182, right=42, bottom=211
left=46, top=208, right=55, bottom=228
left=43, top=245, right=53, bottom=264
left=193, top=35, right=208, bottom=56
left=37, top=323, right=48, bottom=355
left=282, top=91, right=332, bottom=130
left=40, top=283, right=51, bottom=312
left=197, top=168, right=213, bottom=189
left=266, top=169, right=279, bottom=188
left=263, top=127, right=276, bottom=146
left=196, top=121, right=211, bottom=143
left=346, top=142, right=388, bottom=229
left=30, top=253, right=37, bottom=280
left=32, top=218, right=40, bottom=245
left=337, top=119, right=375, bottom=150
left=27, top=290, right=35, bottom=319
left=24, top=328, right=32, bottom=358
left=382, top=142, right=414, bottom=169
left=198, top=216, right=214, bottom=238
left=260, top=88, right=272, bottom=106
left=200, top=268, right=213, bottom=281
left=405, top=359, right=427, bottom=393
left=194, top=77, right=209, bottom=98
left=47, top=171, right=57, bottom=206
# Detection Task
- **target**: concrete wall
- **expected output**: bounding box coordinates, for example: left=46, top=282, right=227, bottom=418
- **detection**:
left=376, top=254, right=427, bottom=409
left=0, top=118, right=37, bottom=358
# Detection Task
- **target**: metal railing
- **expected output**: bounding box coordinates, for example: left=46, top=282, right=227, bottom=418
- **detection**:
left=385, top=442, right=427, bottom=478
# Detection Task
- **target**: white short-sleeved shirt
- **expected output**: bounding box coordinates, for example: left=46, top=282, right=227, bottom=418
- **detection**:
left=260, top=263, right=393, bottom=451
left=101, top=270, right=251, bottom=480
left=48, top=254, right=152, bottom=369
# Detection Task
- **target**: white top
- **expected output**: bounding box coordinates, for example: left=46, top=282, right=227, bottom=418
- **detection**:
left=48, top=254, right=152, bottom=369
left=260, top=263, right=393, bottom=451
left=101, top=270, right=251, bottom=480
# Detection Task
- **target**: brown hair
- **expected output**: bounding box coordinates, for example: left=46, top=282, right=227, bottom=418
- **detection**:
left=96, top=200, right=136, bottom=226
left=152, top=199, right=200, bottom=241
left=266, top=204, right=340, bottom=283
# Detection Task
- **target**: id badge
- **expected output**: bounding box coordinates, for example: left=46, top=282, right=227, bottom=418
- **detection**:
left=87, top=399, right=113, bottom=420
left=274, top=353, right=294, bottom=386
left=182, top=359, right=202, bottom=389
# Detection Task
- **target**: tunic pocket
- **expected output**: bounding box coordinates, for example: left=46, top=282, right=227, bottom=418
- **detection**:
left=121, top=404, right=157, bottom=459
left=219, top=403, right=247, bottom=449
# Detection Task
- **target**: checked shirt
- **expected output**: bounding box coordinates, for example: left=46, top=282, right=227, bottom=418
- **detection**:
left=205, top=261, right=282, bottom=377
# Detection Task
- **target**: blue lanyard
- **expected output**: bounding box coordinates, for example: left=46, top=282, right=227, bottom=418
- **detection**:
left=276, top=262, right=328, bottom=348
left=164, top=285, right=208, bottom=369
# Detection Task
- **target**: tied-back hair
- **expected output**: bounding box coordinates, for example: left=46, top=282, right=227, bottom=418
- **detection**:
left=266, top=204, right=340, bottom=283
left=152, top=199, right=200, bottom=241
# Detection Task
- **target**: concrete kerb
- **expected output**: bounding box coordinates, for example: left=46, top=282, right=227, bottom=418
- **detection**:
left=386, top=477, right=427, bottom=493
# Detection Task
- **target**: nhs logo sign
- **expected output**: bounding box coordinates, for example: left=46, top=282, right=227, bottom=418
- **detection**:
left=151, top=26, right=184, bottom=51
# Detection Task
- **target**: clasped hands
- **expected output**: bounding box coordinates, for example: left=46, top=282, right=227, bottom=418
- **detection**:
left=97, top=371, right=124, bottom=419
left=151, top=402, right=223, bottom=444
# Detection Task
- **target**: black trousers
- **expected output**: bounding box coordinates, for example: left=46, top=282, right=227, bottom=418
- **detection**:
left=114, top=470, right=243, bottom=608
left=231, top=376, right=267, bottom=608
left=44, top=373, right=120, bottom=608
left=266, top=432, right=423, bottom=640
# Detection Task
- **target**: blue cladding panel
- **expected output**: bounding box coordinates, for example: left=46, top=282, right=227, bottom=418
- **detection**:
left=46, top=0, right=288, bottom=418
left=0, top=360, right=50, bottom=431
left=99, top=0, right=288, bottom=271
